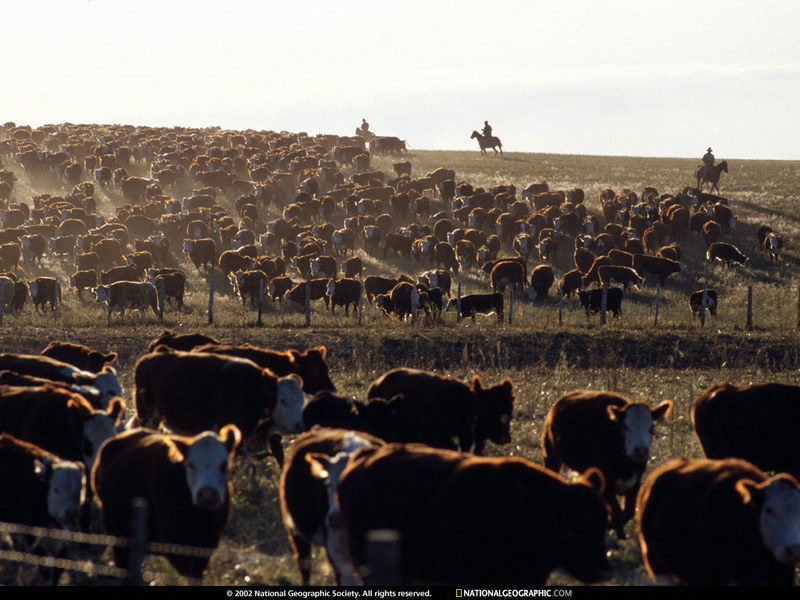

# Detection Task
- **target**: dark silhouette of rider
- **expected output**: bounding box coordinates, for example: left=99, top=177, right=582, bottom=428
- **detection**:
left=482, top=121, right=492, bottom=138
left=701, top=147, right=715, bottom=178
left=360, top=118, right=370, bottom=135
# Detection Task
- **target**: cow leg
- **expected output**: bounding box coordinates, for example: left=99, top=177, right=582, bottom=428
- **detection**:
left=621, top=484, right=639, bottom=525
left=269, top=433, right=285, bottom=468
left=288, top=533, right=313, bottom=586
left=606, top=491, right=627, bottom=539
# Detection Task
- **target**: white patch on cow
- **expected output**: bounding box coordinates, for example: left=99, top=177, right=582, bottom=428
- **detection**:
left=29, top=281, right=38, bottom=298
left=327, top=280, right=336, bottom=296
left=81, top=413, right=119, bottom=471
left=183, top=239, right=193, bottom=254
left=619, top=404, right=656, bottom=463
left=183, top=432, right=232, bottom=510
left=47, top=461, right=85, bottom=527
left=311, top=258, right=321, bottom=277
left=91, top=369, right=123, bottom=407
left=272, top=376, right=305, bottom=434
left=754, top=477, right=800, bottom=565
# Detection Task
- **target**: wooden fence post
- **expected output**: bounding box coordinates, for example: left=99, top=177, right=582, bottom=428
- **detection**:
left=0, top=283, right=4, bottom=326
left=796, top=285, right=800, bottom=329
left=128, top=498, right=148, bottom=586
left=365, top=529, right=401, bottom=586
left=600, top=282, right=608, bottom=325
left=746, top=285, right=753, bottom=331
left=208, top=279, right=215, bottom=325
left=54, top=281, right=60, bottom=321
left=358, top=281, right=364, bottom=325
left=653, top=285, right=660, bottom=327
left=558, top=285, right=563, bottom=326
left=158, top=279, right=165, bottom=324
left=305, top=279, right=311, bottom=327
left=456, top=277, right=462, bottom=325
left=508, top=285, right=514, bottom=324
left=257, top=279, right=265, bottom=326
left=700, top=284, right=707, bottom=327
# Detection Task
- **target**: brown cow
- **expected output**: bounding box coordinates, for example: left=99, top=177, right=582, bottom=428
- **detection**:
left=92, top=425, right=241, bottom=579
left=279, top=428, right=385, bottom=585
left=366, top=367, right=515, bottom=455
left=636, top=456, right=800, bottom=585
left=40, top=341, right=117, bottom=374
left=541, top=390, right=672, bottom=538
left=95, top=281, right=158, bottom=324
left=29, top=277, right=62, bottom=312
left=331, top=443, right=612, bottom=586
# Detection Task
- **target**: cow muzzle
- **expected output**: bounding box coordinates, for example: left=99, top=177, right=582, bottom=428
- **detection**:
left=194, top=487, right=223, bottom=510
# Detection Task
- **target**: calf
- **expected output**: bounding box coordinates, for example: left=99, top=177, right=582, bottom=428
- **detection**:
left=69, top=269, right=97, bottom=299
left=133, top=349, right=306, bottom=465
left=597, top=265, right=642, bottom=291
left=528, top=264, right=554, bottom=300
left=40, top=341, right=117, bottom=374
left=311, top=255, right=337, bottom=279
left=149, top=269, right=186, bottom=308
left=689, top=288, right=717, bottom=317
left=579, top=287, right=623, bottom=318
left=92, top=425, right=241, bottom=579
left=707, top=241, right=748, bottom=267
left=283, top=279, right=331, bottom=310
left=0, top=434, right=86, bottom=581
left=29, top=277, right=62, bottom=312
left=279, top=428, right=385, bottom=585
left=636, top=456, right=800, bottom=585
left=764, top=231, right=783, bottom=262
left=229, top=269, right=268, bottom=308
left=366, top=367, right=515, bottom=455
left=95, top=280, right=158, bottom=324
left=341, top=256, right=363, bottom=279
left=301, top=392, right=399, bottom=443
left=541, top=390, right=672, bottom=538
left=560, top=269, right=582, bottom=298
left=632, top=254, right=684, bottom=286
left=446, top=292, right=504, bottom=322
left=490, top=260, right=526, bottom=294
left=183, top=237, right=217, bottom=270
left=331, top=443, right=612, bottom=586
left=268, top=275, right=296, bottom=303
left=326, top=277, right=362, bottom=315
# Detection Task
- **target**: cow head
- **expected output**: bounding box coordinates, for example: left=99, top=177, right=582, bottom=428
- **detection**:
left=78, top=396, right=125, bottom=471
left=87, top=366, right=123, bottom=409
left=607, top=400, right=672, bottom=463
left=290, top=346, right=335, bottom=393
left=173, top=424, right=241, bottom=511
left=737, top=473, right=800, bottom=566
left=268, top=374, right=306, bottom=434
left=471, top=375, right=516, bottom=446
left=94, top=284, right=109, bottom=303
left=42, top=457, right=86, bottom=528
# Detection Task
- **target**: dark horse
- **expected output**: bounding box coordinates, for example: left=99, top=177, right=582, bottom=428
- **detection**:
left=471, top=131, right=503, bottom=157
left=695, top=159, right=728, bottom=194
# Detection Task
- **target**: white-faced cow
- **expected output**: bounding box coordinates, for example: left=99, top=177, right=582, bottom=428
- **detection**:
left=541, top=390, right=672, bottom=538
left=92, top=425, right=241, bottom=579
left=636, top=456, right=800, bottom=585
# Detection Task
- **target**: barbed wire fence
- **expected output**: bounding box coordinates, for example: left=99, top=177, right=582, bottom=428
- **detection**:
left=0, top=500, right=213, bottom=586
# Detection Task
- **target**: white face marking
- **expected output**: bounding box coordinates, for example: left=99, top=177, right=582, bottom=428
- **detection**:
left=47, top=462, right=86, bottom=527
left=327, top=280, right=336, bottom=296
left=183, top=432, right=231, bottom=510
left=183, top=239, right=193, bottom=253
left=92, top=369, right=122, bottom=406
left=757, top=477, right=800, bottom=565
left=81, top=413, right=119, bottom=471
left=272, top=376, right=305, bottom=434
left=620, top=404, right=656, bottom=462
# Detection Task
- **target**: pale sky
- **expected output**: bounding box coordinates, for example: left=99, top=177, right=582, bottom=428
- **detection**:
left=4, top=0, right=799, bottom=159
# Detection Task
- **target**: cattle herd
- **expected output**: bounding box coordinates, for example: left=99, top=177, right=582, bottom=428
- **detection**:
left=0, top=120, right=785, bottom=327
left=0, top=121, right=798, bottom=587
left=0, top=334, right=798, bottom=586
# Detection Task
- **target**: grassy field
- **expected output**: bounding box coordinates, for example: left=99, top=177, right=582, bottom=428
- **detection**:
left=2, top=136, right=800, bottom=586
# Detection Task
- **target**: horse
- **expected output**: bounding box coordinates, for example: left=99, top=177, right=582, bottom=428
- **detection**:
left=695, top=159, right=728, bottom=194
left=471, top=131, right=503, bottom=157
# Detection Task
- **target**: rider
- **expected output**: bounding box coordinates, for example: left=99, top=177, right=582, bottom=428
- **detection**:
left=482, top=120, right=493, bottom=139
left=360, top=118, right=370, bottom=136
left=701, top=147, right=715, bottom=179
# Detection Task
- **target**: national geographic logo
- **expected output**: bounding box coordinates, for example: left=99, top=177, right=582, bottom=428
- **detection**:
left=457, top=591, right=573, bottom=598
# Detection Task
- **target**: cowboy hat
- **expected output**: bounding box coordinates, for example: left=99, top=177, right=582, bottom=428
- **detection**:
left=707, top=147, right=713, bottom=152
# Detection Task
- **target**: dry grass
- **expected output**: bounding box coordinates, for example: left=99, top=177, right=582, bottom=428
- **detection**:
left=2, top=139, right=800, bottom=586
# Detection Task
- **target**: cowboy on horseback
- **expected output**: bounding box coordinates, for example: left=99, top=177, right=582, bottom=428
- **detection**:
left=701, top=147, right=715, bottom=179
left=482, top=120, right=493, bottom=138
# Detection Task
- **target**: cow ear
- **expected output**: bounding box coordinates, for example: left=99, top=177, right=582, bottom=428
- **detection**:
left=305, top=452, right=332, bottom=480
left=104, top=352, right=118, bottom=364
left=220, top=424, right=242, bottom=454
left=651, top=400, right=673, bottom=421
left=500, top=379, right=514, bottom=394
left=735, top=478, right=764, bottom=506
left=166, top=439, right=187, bottom=464
left=606, top=404, right=625, bottom=421
left=107, top=397, right=126, bottom=422
left=580, top=467, right=606, bottom=494
left=33, top=457, right=53, bottom=481
left=102, top=365, right=118, bottom=376
left=310, top=346, right=327, bottom=360
left=471, top=375, right=483, bottom=391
